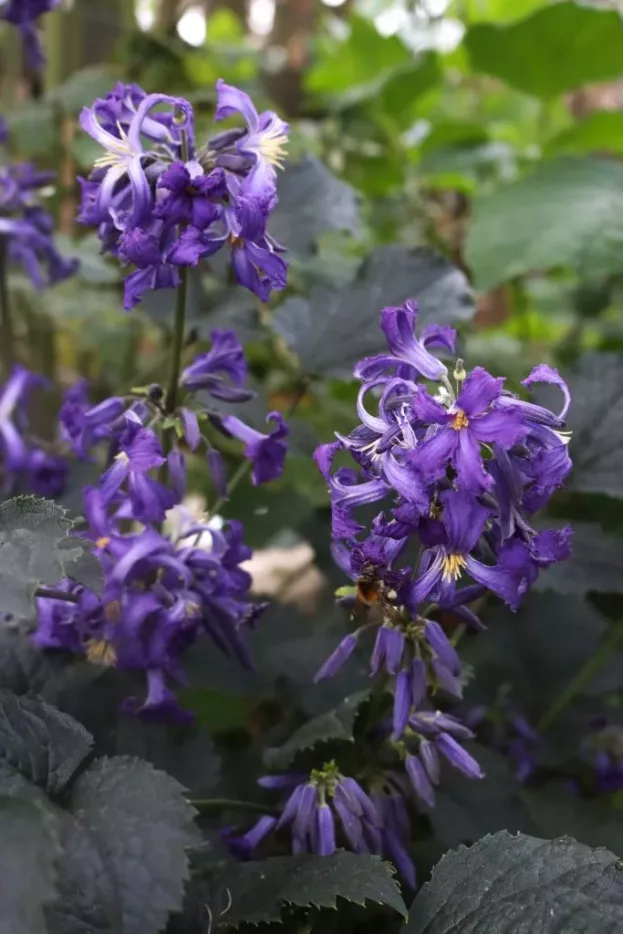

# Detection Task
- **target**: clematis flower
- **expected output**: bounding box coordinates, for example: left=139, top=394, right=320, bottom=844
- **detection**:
left=214, top=78, right=289, bottom=198
left=0, top=0, right=59, bottom=70
left=216, top=411, right=289, bottom=485
left=180, top=329, right=252, bottom=401
left=411, top=368, right=526, bottom=492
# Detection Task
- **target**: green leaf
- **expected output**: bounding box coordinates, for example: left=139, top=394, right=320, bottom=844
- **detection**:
left=466, top=157, right=623, bottom=289
left=0, top=796, right=60, bottom=934
left=535, top=521, right=623, bottom=596
left=464, top=593, right=621, bottom=714
left=0, top=690, right=92, bottom=795
left=403, top=830, right=623, bottom=933
left=431, top=745, right=534, bottom=849
left=464, top=1, right=623, bottom=100
left=264, top=690, right=370, bottom=770
left=5, top=102, right=56, bottom=157
left=306, top=15, right=410, bottom=100
left=0, top=496, right=76, bottom=617
left=547, top=112, right=623, bottom=158
left=56, top=756, right=200, bottom=934
left=212, top=851, right=407, bottom=926
left=524, top=784, right=623, bottom=857
left=273, top=246, right=474, bottom=377
left=269, top=156, right=362, bottom=259
left=557, top=353, right=623, bottom=500
left=47, top=66, right=121, bottom=113
left=464, top=0, right=546, bottom=24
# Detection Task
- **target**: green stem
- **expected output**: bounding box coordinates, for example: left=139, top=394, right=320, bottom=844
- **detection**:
left=538, top=622, right=623, bottom=732
left=207, top=377, right=309, bottom=518
left=0, top=238, right=14, bottom=377
left=190, top=798, right=278, bottom=816
left=164, top=266, right=189, bottom=420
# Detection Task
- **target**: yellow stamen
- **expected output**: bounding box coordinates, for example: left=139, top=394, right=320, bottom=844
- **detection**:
left=450, top=409, right=469, bottom=431
left=93, top=122, right=134, bottom=170
left=85, top=639, right=117, bottom=667
left=229, top=234, right=244, bottom=249
left=95, top=536, right=110, bottom=549
left=257, top=127, right=288, bottom=169
left=115, top=451, right=129, bottom=463
left=442, top=553, right=467, bottom=582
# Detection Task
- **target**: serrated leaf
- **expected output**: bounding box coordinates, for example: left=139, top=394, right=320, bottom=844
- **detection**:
left=269, top=156, right=362, bottom=258
left=212, top=851, right=407, bottom=926
left=403, top=830, right=623, bottom=933
left=464, top=593, right=621, bottom=713
left=466, top=158, right=623, bottom=290
left=273, top=245, right=474, bottom=377
left=59, top=756, right=200, bottom=934
left=535, top=521, right=623, bottom=596
left=431, top=745, right=534, bottom=849
left=0, top=795, right=60, bottom=934
left=264, top=689, right=370, bottom=770
left=0, top=496, right=73, bottom=617
left=464, top=2, right=623, bottom=100
left=0, top=690, right=92, bottom=795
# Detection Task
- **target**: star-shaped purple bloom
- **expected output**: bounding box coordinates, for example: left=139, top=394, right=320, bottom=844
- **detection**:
left=411, top=367, right=526, bottom=492
left=217, top=411, right=289, bottom=485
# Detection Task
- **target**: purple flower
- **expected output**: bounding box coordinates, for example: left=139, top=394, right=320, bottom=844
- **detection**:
left=411, top=368, right=527, bottom=492
left=118, top=224, right=179, bottom=311
left=180, top=330, right=252, bottom=401
left=214, top=78, right=289, bottom=198
left=155, top=161, right=226, bottom=229
left=1, top=0, right=59, bottom=70
left=355, top=301, right=455, bottom=383
left=217, top=411, right=289, bottom=485
left=228, top=766, right=381, bottom=859
left=58, top=381, right=126, bottom=459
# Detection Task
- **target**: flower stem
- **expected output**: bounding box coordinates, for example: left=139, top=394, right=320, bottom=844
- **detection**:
left=538, top=621, right=623, bottom=732
left=0, top=237, right=14, bottom=378
left=164, top=266, right=189, bottom=421
left=189, top=797, right=277, bottom=816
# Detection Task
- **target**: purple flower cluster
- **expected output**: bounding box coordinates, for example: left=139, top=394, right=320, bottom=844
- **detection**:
left=35, top=329, right=289, bottom=721
left=0, top=156, right=78, bottom=290
left=78, top=80, right=289, bottom=309
left=230, top=299, right=572, bottom=881
left=0, top=0, right=59, bottom=71
left=0, top=365, right=67, bottom=496
left=467, top=701, right=542, bottom=782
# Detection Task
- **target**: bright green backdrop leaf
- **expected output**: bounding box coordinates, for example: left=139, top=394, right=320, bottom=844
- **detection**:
left=466, top=158, right=623, bottom=289
left=465, top=2, right=623, bottom=100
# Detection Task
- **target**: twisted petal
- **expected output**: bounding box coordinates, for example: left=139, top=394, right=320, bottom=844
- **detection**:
left=457, top=367, right=503, bottom=417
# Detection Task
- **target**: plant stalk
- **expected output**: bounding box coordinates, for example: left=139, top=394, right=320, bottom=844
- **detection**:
left=538, top=622, right=623, bottom=732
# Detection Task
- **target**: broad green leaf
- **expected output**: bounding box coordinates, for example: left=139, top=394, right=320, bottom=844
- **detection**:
left=466, top=158, right=623, bottom=290
left=211, top=851, right=407, bottom=926
left=47, top=66, right=121, bottom=113
left=0, top=690, right=92, bottom=795
left=57, top=756, right=200, bottom=934
left=403, top=830, right=623, bottom=933
left=263, top=690, right=370, bottom=770
left=0, top=796, right=59, bottom=934
left=0, top=496, right=74, bottom=617
left=5, top=102, right=56, bottom=157
left=547, top=112, right=623, bottom=159
left=273, top=245, right=474, bottom=377
left=556, top=353, right=623, bottom=501
left=306, top=15, right=410, bottom=100
left=462, top=0, right=547, bottom=24
left=269, top=156, right=362, bottom=259
left=464, top=2, right=623, bottom=100
left=463, top=593, right=621, bottom=714
left=535, top=522, right=623, bottom=597
left=431, top=745, right=534, bottom=849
